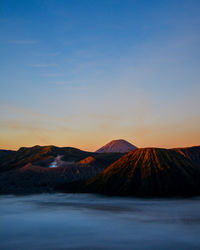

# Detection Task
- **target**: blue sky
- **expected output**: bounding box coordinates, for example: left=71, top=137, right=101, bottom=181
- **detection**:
left=0, top=0, right=200, bottom=150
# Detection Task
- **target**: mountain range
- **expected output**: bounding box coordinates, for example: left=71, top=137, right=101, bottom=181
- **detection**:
left=0, top=140, right=199, bottom=197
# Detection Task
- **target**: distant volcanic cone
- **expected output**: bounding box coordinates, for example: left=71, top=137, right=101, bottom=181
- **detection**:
left=86, top=148, right=200, bottom=197
left=96, top=139, right=137, bottom=153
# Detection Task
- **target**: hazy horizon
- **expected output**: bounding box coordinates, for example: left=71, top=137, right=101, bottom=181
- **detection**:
left=1, top=139, right=200, bottom=152
left=1, top=0, right=200, bottom=151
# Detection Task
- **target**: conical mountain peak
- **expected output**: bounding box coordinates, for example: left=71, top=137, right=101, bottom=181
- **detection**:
left=87, top=148, right=200, bottom=196
left=96, top=139, right=137, bottom=153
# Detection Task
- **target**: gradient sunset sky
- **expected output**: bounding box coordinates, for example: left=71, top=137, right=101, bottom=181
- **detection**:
left=0, top=0, right=200, bottom=151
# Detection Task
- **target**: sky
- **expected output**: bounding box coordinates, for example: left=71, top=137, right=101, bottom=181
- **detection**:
left=0, top=0, right=200, bottom=151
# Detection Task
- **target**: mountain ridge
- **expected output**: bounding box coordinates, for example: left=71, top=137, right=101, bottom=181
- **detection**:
left=85, top=147, right=200, bottom=197
left=173, top=146, right=200, bottom=166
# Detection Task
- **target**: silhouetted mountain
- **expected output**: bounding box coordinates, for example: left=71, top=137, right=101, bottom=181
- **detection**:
left=96, top=139, right=137, bottom=153
left=0, top=163, right=104, bottom=194
left=0, top=145, right=92, bottom=172
left=0, top=149, right=15, bottom=158
left=0, top=145, right=123, bottom=173
left=173, top=146, right=200, bottom=166
left=1, top=144, right=200, bottom=197
left=86, top=148, right=200, bottom=197
left=0, top=145, right=123, bottom=194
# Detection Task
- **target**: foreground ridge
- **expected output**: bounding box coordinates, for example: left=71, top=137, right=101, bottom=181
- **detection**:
left=86, top=147, right=200, bottom=197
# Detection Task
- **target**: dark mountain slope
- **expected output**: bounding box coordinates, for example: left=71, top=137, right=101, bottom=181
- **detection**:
left=86, top=148, right=200, bottom=197
left=0, top=145, right=123, bottom=173
left=0, top=145, right=93, bottom=172
left=96, top=139, right=137, bottom=153
left=173, top=146, right=200, bottom=166
left=0, top=145, right=123, bottom=194
left=0, top=149, right=15, bottom=158
left=0, top=162, right=104, bottom=194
